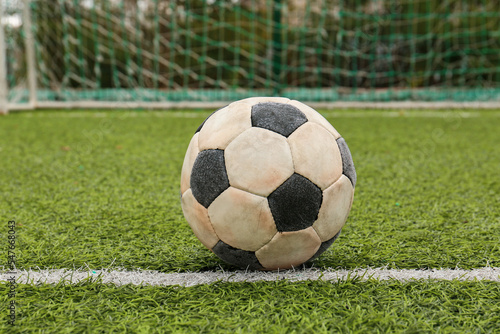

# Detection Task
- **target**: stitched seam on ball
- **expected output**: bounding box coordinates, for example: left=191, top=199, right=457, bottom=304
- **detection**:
left=312, top=218, right=340, bottom=243
left=224, top=126, right=253, bottom=154
left=313, top=189, right=324, bottom=227
left=285, top=138, right=296, bottom=172
left=196, top=128, right=202, bottom=151
left=322, top=133, right=343, bottom=190
left=254, top=201, right=277, bottom=251
left=255, top=229, right=278, bottom=254
left=323, top=174, right=344, bottom=197
left=313, top=121, right=340, bottom=139
left=311, top=225, right=322, bottom=241
left=255, top=198, right=280, bottom=251
left=206, top=209, right=221, bottom=244
left=228, top=185, right=267, bottom=199
left=285, top=101, right=304, bottom=178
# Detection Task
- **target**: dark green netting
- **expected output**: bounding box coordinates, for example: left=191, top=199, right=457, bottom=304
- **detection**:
left=4, top=0, right=500, bottom=103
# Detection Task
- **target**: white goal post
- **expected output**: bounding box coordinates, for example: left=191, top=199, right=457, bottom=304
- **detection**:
left=0, top=0, right=8, bottom=114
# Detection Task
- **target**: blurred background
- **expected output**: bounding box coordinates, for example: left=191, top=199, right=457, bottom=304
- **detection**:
left=1, top=0, right=500, bottom=111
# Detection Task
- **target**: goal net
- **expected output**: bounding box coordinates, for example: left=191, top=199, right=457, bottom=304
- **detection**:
left=2, top=0, right=500, bottom=111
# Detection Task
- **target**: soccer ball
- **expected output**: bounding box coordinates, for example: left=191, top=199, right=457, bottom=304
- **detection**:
left=180, top=97, right=356, bottom=270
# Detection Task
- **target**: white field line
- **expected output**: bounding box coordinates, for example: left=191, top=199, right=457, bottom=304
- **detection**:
left=1, top=267, right=499, bottom=287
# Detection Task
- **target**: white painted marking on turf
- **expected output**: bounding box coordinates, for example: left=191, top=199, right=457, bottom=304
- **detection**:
left=2, top=267, right=499, bottom=287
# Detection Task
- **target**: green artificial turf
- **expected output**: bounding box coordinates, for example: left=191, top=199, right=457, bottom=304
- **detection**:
left=1, top=279, right=499, bottom=333
left=0, top=110, right=499, bottom=271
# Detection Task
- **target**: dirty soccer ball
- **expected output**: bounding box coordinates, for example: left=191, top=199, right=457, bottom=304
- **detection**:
left=180, top=97, right=356, bottom=270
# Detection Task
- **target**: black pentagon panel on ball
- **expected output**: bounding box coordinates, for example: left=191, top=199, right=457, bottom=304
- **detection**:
left=212, top=240, right=264, bottom=270
left=307, top=229, right=341, bottom=263
left=268, top=173, right=323, bottom=232
left=190, top=149, right=230, bottom=208
left=336, top=137, right=357, bottom=188
left=195, top=105, right=228, bottom=133
left=251, top=102, right=308, bottom=137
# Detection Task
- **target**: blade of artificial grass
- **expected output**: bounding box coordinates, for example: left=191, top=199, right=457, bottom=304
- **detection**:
left=0, top=110, right=498, bottom=271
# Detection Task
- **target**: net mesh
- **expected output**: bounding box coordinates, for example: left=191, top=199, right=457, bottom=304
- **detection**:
left=3, top=0, right=500, bottom=105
